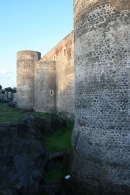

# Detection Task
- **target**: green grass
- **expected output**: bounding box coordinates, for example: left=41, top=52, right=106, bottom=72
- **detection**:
left=0, top=104, right=47, bottom=124
left=44, top=165, right=69, bottom=184
left=0, top=104, right=74, bottom=194
left=0, top=104, right=74, bottom=153
left=44, top=120, right=74, bottom=152
left=43, top=120, right=73, bottom=185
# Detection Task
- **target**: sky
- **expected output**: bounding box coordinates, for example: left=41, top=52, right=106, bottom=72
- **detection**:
left=0, top=0, right=73, bottom=89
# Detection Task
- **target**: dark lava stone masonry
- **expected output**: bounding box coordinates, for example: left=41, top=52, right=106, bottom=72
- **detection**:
left=72, top=0, right=130, bottom=194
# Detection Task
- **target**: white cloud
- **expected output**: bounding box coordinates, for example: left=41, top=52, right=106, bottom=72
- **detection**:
left=0, top=69, right=7, bottom=74
left=0, top=69, right=13, bottom=79
left=0, top=69, right=15, bottom=88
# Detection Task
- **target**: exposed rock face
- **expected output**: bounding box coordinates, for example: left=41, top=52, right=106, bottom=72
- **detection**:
left=72, top=0, right=130, bottom=194
left=0, top=116, right=66, bottom=195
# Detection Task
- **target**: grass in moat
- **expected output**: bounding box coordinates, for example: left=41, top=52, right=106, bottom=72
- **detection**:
left=44, top=120, right=74, bottom=152
left=0, top=104, right=74, bottom=153
left=0, top=104, right=47, bottom=124
left=43, top=120, right=74, bottom=185
left=0, top=103, right=74, bottom=192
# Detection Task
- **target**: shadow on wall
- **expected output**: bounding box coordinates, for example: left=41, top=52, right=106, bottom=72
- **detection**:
left=56, top=76, right=75, bottom=120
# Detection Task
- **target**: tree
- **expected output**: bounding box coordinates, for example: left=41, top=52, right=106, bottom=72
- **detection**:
left=13, top=87, right=17, bottom=93
left=4, top=87, right=16, bottom=93
left=4, top=87, right=14, bottom=93
left=0, top=85, right=2, bottom=90
left=2, top=90, right=5, bottom=94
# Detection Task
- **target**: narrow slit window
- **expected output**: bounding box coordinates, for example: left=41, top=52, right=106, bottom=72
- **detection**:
left=50, top=90, right=54, bottom=96
left=64, top=49, right=66, bottom=56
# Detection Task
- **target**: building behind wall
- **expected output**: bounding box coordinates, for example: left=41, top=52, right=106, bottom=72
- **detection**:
left=17, top=31, right=74, bottom=119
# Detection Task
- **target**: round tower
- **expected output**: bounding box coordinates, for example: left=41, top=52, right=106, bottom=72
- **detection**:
left=34, top=61, right=56, bottom=113
left=72, top=0, right=130, bottom=194
left=17, top=50, right=41, bottom=110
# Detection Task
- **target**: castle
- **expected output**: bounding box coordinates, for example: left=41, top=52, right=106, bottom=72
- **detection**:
left=17, top=0, right=130, bottom=194
left=17, top=31, right=74, bottom=119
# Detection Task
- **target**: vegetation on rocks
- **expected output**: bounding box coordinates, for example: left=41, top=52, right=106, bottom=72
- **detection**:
left=0, top=104, right=47, bottom=124
left=44, top=120, right=73, bottom=152
left=0, top=104, right=74, bottom=195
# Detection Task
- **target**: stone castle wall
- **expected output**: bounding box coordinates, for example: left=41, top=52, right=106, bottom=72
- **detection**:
left=17, top=32, right=74, bottom=119
left=16, top=1, right=130, bottom=193
left=34, top=61, right=56, bottom=113
left=72, top=0, right=130, bottom=194
left=40, top=31, right=74, bottom=118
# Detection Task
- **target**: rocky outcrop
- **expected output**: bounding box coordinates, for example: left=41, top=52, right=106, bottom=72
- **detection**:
left=0, top=115, right=67, bottom=195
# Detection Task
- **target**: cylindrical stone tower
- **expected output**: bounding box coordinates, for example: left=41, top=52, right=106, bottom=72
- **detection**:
left=72, top=0, right=130, bottom=194
left=17, top=50, right=41, bottom=110
left=34, top=61, right=56, bottom=113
